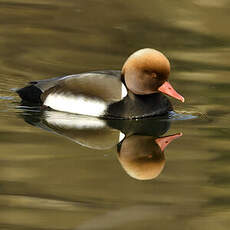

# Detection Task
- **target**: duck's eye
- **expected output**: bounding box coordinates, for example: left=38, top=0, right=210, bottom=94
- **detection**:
left=151, top=72, right=157, bottom=78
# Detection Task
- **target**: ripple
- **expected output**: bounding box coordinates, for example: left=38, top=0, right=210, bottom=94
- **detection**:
left=0, top=96, right=14, bottom=100
left=167, top=111, right=198, bottom=121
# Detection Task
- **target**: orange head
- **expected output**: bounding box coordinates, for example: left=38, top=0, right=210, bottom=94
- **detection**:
left=122, top=48, right=184, bottom=102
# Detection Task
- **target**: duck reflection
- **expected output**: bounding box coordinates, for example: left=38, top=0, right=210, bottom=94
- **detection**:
left=21, top=109, right=182, bottom=180
left=23, top=110, right=120, bottom=150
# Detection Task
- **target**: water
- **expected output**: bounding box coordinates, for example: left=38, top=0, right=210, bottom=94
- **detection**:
left=1, top=0, right=230, bottom=229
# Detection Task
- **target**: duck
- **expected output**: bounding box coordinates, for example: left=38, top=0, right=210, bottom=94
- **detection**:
left=17, top=48, right=184, bottom=119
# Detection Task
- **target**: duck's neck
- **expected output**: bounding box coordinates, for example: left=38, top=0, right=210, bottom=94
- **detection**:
left=106, top=91, right=173, bottom=119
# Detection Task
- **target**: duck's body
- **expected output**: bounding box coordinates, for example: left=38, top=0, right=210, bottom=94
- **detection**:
left=17, top=49, right=184, bottom=119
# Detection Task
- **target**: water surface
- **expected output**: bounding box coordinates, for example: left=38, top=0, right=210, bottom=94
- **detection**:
left=0, top=0, right=230, bottom=229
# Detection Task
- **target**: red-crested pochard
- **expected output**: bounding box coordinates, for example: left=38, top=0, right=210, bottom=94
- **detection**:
left=17, top=48, right=184, bottom=119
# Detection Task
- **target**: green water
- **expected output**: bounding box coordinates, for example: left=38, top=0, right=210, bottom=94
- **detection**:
left=0, top=0, right=230, bottom=229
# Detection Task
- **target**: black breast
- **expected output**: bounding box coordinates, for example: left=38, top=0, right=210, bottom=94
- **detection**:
left=106, top=92, right=173, bottom=119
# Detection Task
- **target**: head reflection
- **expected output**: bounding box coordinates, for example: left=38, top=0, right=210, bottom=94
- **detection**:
left=20, top=109, right=182, bottom=180
left=117, top=133, right=182, bottom=180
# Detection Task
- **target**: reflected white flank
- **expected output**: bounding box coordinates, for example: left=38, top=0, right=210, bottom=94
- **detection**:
left=119, top=132, right=125, bottom=142
left=45, top=111, right=106, bottom=129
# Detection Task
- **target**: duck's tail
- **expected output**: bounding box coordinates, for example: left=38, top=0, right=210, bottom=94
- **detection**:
left=16, top=84, right=42, bottom=105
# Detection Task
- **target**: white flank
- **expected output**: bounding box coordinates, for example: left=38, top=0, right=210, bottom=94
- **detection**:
left=44, top=93, right=107, bottom=117
left=45, top=111, right=106, bottom=129
left=121, top=83, right=128, bottom=98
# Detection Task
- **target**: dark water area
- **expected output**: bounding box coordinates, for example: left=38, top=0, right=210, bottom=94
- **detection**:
left=0, top=0, right=230, bottom=229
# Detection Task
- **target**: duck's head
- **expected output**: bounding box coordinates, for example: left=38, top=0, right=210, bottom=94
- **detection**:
left=122, top=48, right=184, bottom=102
